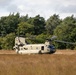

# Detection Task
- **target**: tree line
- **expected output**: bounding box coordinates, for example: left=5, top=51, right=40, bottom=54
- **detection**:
left=0, top=13, right=76, bottom=50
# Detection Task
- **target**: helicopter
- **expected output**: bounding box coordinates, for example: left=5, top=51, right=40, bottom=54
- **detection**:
left=13, top=36, right=76, bottom=54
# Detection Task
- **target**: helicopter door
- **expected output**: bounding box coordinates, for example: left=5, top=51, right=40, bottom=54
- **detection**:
left=41, top=46, right=44, bottom=50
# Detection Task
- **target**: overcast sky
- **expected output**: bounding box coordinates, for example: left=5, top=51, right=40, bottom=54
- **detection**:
left=0, top=0, right=76, bottom=19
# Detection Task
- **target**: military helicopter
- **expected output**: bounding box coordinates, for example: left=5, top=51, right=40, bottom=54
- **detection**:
left=13, top=36, right=76, bottom=54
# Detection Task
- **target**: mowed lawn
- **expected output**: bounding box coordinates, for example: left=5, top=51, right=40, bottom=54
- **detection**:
left=0, top=53, right=76, bottom=75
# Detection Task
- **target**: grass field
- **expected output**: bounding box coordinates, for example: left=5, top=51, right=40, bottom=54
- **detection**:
left=0, top=50, right=76, bottom=75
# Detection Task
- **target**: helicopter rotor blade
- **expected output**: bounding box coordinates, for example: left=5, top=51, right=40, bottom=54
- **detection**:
left=54, top=40, right=76, bottom=45
left=51, top=36, right=57, bottom=40
left=46, top=36, right=57, bottom=41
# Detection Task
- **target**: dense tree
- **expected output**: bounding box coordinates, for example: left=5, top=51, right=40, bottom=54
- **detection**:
left=46, top=14, right=61, bottom=35
left=0, top=13, right=20, bottom=36
left=0, top=37, right=3, bottom=49
left=33, top=15, right=46, bottom=35
left=27, top=15, right=46, bottom=35
left=0, top=16, right=7, bottom=36
left=54, top=16, right=76, bottom=49
left=35, top=33, right=49, bottom=43
left=1, top=33, right=15, bottom=50
left=0, top=13, right=76, bottom=50
left=17, top=22, right=34, bottom=36
left=19, top=14, right=29, bottom=22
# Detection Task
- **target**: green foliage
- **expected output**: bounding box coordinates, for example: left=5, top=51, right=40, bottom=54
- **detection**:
left=0, top=13, right=76, bottom=50
left=17, top=22, right=34, bottom=36
left=19, top=14, right=29, bottom=22
left=1, top=33, right=15, bottom=50
left=54, top=16, right=76, bottom=49
left=0, top=37, right=3, bottom=49
left=25, top=34, right=51, bottom=44
left=0, top=13, right=20, bottom=35
left=33, top=15, right=46, bottom=35
left=46, top=14, right=61, bottom=35
left=70, top=28, right=76, bottom=42
left=35, top=34, right=49, bottom=43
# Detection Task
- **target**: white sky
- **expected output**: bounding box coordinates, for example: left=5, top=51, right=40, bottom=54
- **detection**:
left=0, top=0, right=76, bottom=19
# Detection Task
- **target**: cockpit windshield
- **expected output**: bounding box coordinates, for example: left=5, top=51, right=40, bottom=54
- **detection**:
left=48, top=45, right=55, bottom=49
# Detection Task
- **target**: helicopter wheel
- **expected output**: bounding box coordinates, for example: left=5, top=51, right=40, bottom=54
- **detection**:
left=17, top=50, right=19, bottom=54
left=50, top=50, right=56, bottom=54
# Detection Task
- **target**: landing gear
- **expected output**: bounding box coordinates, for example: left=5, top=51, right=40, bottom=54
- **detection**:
left=50, top=49, right=56, bottom=54
left=39, top=50, right=42, bottom=54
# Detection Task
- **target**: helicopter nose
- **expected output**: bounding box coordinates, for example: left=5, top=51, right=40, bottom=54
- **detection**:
left=48, top=45, right=56, bottom=53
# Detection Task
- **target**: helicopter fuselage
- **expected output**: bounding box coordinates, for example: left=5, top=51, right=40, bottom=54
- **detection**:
left=14, top=44, right=56, bottom=54
left=13, top=37, right=56, bottom=54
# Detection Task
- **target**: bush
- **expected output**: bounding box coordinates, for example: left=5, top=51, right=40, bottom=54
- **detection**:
left=1, top=33, right=15, bottom=50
